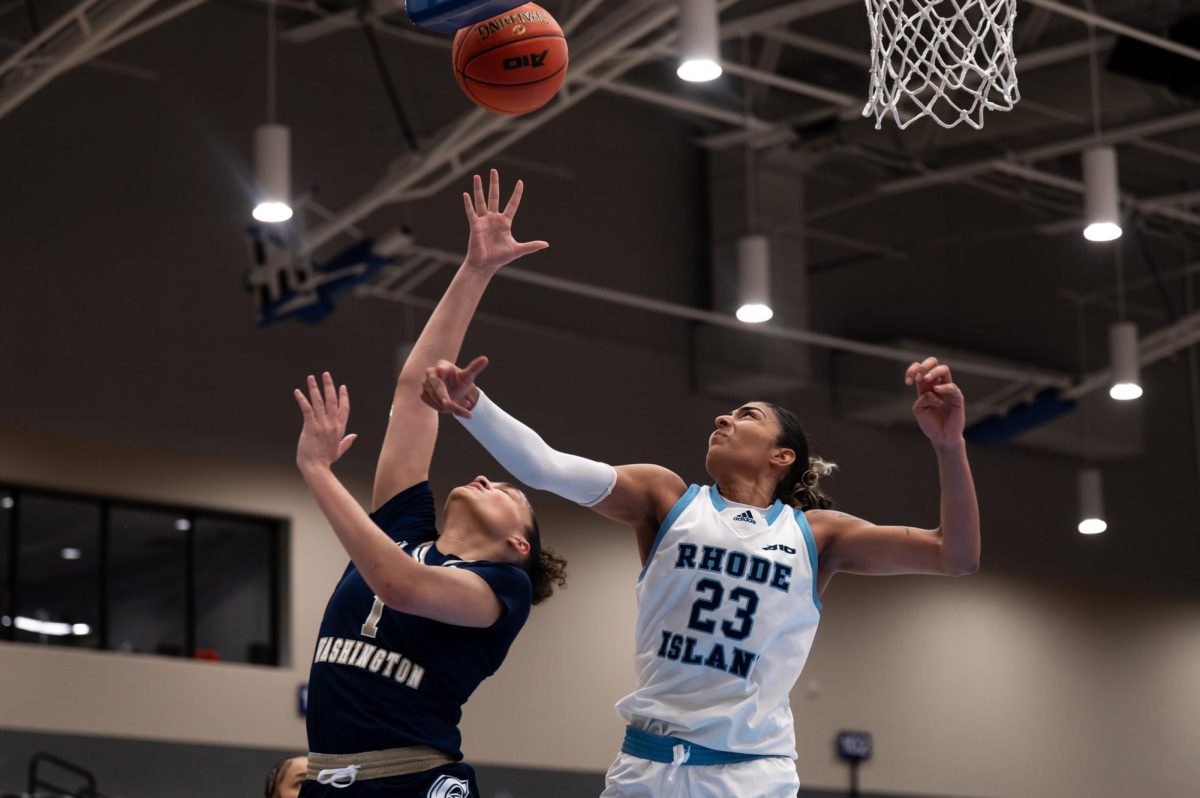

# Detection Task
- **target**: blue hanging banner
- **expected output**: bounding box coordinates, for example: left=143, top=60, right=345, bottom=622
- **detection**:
left=406, top=0, right=529, bottom=34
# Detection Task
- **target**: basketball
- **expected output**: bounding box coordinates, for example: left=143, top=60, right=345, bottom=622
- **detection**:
left=452, top=3, right=568, bottom=116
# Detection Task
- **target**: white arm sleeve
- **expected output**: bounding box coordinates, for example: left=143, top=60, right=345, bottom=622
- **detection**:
left=456, top=390, right=617, bottom=507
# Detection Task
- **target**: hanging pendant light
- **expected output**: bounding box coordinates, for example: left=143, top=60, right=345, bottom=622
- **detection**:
left=252, top=0, right=292, bottom=223
left=253, top=123, right=292, bottom=223
left=678, top=0, right=722, bottom=82
left=1077, top=468, right=1107, bottom=534
left=736, top=234, right=772, bottom=323
left=1083, top=146, right=1121, bottom=242
left=1108, top=321, right=1142, bottom=400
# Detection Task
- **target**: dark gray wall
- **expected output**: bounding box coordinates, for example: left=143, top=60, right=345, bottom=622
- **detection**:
left=0, top=729, right=983, bottom=798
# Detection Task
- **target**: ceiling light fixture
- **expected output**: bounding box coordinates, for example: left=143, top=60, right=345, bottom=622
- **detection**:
left=1082, top=146, right=1121, bottom=242
left=678, top=0, right=722, bottom=82
left=1077, top=468, right=1107, bottom=535
left=1108, top=321, right=1142, bottom=400
left=252, top=0, right=292, bottom=223
left=736, top=234, right=772, bottom=323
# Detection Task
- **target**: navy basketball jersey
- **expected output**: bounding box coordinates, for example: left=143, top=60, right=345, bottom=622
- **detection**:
left=305, top=481, right=532, bottom=758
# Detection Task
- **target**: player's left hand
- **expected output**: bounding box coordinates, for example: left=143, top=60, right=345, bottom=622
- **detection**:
left=421, top=356, right=486, bottom=418
left=905, top=357, right=966, bottom=450
left=294, top=372, right=358, bottom=470
left=463, top=168, right=549, bottom=274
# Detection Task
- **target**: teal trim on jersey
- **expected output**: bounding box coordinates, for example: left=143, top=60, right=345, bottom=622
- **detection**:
left=764, top=499, right=786, bottom=526
left=622, top=727, right=777, bottom=765
left=639, top=484, right=701, bottom=583
left=708, top=485, right=727, bottom=512
left=794, top=508, right=822, bottom=611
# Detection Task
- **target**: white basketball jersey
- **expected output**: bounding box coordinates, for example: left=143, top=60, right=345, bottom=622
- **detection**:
left=614, top=484, right=822, bottom=758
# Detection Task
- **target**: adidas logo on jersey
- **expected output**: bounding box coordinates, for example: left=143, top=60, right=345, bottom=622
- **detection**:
left=762, top=544, right=797, bottom=554
left=732, top=510, right=756, bottom=524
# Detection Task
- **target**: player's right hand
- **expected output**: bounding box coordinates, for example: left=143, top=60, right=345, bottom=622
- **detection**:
left=294, top=372, right=357, bottom=471
left=462, top=169, right=549, bottom=274
left=421, top=356, right=487, bottom=418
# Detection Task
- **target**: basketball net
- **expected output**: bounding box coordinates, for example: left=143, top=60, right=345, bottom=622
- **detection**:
left=862, top=0, right=1019, bottom=130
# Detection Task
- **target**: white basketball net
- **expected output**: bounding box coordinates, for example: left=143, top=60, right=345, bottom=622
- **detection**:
left=863, top=0, right=1020, bottom=130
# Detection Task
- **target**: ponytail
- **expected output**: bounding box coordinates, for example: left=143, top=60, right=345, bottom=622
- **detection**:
left=784, top=455, right=837, bottom=511
left=763, top=403, right=837, bottom=511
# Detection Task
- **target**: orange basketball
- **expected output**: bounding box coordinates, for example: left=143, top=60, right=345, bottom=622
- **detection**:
left=452, top=3, right=568, bottom=116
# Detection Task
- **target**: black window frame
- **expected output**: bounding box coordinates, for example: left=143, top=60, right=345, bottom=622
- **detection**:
left=0, top=481, right=285, bottom=667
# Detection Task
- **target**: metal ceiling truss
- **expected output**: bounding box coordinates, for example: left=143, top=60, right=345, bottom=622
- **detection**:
left=2, top=0, right=1195, bottom=417
left=0, top=0, right=208, bottom=121
left=280, top=0, right=1200, bottom=425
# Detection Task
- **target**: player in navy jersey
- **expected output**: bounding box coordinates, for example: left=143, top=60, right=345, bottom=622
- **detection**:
left=421, top=351, right=980, bottom=793
left=292, top=170, right=566, bottom=798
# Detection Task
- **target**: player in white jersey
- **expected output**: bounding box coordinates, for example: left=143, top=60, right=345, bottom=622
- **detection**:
left=421, top=352, right=979, bottom=796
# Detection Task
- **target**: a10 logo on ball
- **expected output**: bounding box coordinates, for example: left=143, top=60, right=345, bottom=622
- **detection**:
left=452, top=2, right=569, bottom=115
left=503, top=50, right=550, bottom=71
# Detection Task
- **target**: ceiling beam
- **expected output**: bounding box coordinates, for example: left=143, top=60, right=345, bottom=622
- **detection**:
left=0, top=0, right=166, bottom=121
left=1021, top=0, right=1200, bottom=65
left=382, top=241, right=1071, bottom=388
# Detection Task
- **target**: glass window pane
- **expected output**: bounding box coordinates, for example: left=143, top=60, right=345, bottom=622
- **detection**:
left=15, top=494, right=100, bottom=649
left=0, top=489, right=13, bottom=635
left=194, top=516, right=276, bottom=665
left=108, top=506, right=188, bottom=657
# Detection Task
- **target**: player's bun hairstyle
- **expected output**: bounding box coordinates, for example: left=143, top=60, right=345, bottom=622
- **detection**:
left=763, top=402, right=837, bottom=511
left=521, top=512, right=567, bottom=605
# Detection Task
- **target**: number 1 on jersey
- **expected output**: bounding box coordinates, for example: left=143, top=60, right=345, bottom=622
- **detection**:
left=361, top=596, right=385, bottom=638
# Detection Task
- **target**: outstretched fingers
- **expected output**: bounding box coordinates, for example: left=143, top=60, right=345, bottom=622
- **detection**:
left=336, top=383, right=351, bottom=430
left=293, top=388, right=315, bottom=421
left=515, top=239, right=550, bottom=257
left=462, top=355, right=489, bottom=380
left=488, top=168, right=501, bottom=212
left=307, top=375, right=325, bottom=420
left=322, top=372, right=341, bottom=417
left=473, top=173, right=487, bottom=216
left=503, top=179, right=524, bottom=219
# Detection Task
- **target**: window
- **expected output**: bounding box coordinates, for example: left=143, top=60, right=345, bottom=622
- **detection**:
left=0, top=484, right=283, bottom=666
left=13, top=495, right=100, bottom=648
left=1, top=490, right=14, bottom=631
left=194, top=516, right=278, bottom=665
left=108, top=506, right=189, bottom=657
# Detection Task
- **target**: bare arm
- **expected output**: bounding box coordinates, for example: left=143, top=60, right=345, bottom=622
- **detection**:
left=592, top=465, right=688, bottom=563
left=810, top=357, right=981, bottom=586
left=421, top=374, right=687, bottom=563
left=296, top=374, right=503, bottom=626
left=372, top=170, right=548, bottom=510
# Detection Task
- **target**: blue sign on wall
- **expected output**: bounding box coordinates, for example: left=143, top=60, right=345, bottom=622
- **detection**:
left=298, top=684, right=308, bottom=718
left=837, top=730, right=873, bottom=762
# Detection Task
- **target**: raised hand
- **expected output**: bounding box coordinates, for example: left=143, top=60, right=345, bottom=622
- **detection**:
left=294, top=372, right=358, bottom=470
left=463, top=168, right=549, bottom=274
left=421, top=356, right=487, bottom=418
left=905, top=357, right=965, bottom=450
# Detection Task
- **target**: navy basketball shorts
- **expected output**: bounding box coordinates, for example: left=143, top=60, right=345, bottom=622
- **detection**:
left=298, top=762, right=479, bottom=798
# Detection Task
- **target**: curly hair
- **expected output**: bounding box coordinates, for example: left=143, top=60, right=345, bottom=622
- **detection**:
left=762, top=402, right=837, bottom=511
left=520, top=512, right=567, bottom=605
